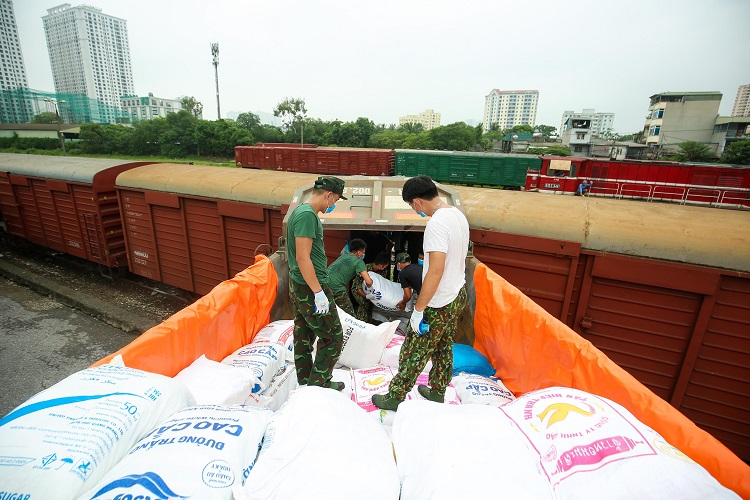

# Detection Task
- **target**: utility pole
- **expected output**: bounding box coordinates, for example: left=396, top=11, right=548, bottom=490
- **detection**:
left=211, top=42, right=221, bottom=119
left=44, top=97, right=66, bottom=155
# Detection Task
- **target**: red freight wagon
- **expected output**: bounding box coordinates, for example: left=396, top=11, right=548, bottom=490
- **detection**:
left=0, top=153, right=152, bottom=270
left=235, top=143, right=317, bottom=168
left=235, top=144, right=395, bottom=176
left=115, top=164, right=321, bottom=295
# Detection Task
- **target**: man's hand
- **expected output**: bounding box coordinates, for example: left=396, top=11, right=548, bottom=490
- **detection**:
left=396, top=300, right=406, bottom=311
left=410, top=309, right=429, bottom=335
left=313, top=290, right=330, bottom=314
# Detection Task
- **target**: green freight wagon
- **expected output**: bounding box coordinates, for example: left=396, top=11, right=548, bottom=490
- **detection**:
left=394, top=150, right=541, bottom=189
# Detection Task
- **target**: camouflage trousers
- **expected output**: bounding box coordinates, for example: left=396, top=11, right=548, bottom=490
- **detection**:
left=387, top=285, right=468, bottom=400
left=289, top=279, right=343, bottom=387
left=355, top=299, right=374, bottom=323
left=331, top=288, right=356, bottom=317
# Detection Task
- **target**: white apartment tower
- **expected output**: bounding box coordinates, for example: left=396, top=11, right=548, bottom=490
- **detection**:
left=43, top=3, right=134, bottom=123
left=0, top=0, right=34, bottom=123
left=483, top=89, right=538, bottom=132
left=731, top=84, right=750, bottom=117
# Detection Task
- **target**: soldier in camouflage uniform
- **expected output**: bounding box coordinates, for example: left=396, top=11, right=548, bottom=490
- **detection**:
left=286, top=176, right=348, bottom=390
left=352, top=252, right=390, bottom=322
left=327, top=239, right=373, bottom=317
left=373, top=176, right=470, bottom=410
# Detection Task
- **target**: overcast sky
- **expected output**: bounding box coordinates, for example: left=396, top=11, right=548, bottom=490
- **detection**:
left=13, top=0, right=750, bottom=133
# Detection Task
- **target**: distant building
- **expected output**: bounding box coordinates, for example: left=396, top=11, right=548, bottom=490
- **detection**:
left=483, top=89, right=538, bottom=132
left=560, top=113, right=594, bottom=156
left=121, top=93, right=183, bottom=122
left=711, top=116, right=750, bottom=157
left=43, top=4, right=134, bottom=123
left=0, top=0, right=34, bottom=123
left=641, top=91, right=722, bottom=154
left=560, top=109, right=615, bottom=137
left=399, top=109, right=441, bottom=130
left=731, top=84, right=750, bottom=117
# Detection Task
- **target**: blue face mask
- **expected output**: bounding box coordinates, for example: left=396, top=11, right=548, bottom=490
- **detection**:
left=415, top=200, right=426, bottom=217
left=324, top=196, right=336, bottom=214
left=361, top=253, right=365, bottom=260
left=418, top=259, right=424, bottom=265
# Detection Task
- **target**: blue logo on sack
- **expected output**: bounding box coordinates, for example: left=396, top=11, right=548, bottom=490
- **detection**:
left=89, top=472, right=188, bottom=499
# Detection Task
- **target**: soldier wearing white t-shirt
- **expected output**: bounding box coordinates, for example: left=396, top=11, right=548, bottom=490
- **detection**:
left=373, top=176, right=469, bottom=411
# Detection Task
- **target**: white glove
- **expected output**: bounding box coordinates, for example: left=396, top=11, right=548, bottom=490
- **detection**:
left=365, top=293, right=375, bottom=300
left=313, top=290, right=330, bottom=314
left=410, top=309, right=429, bottom=335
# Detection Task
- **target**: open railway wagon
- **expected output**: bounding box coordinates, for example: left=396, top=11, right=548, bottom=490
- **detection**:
left=1, top=177, right=748, bottom=499
left=0, top=154, right=155, bottom=272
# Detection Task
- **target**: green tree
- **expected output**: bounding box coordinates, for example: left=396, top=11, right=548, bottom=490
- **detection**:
left=526, top=145, right=572, bottom=156
left=129, top=118, right=168, bottom=155
left=160, top=110, right=197, bottom=157
left=398, top=122, right=424, bottom=134
left=236, top=111, right=261, bottom=129
left=253, top=124, right=285, bottom=143
left=195, top=119, right=253, bottom=157
left=402, top=131, right=432, bottom=150
left=675, top=141, right=714, bottom=162
left=180, top=96, right=203, bottom=119
left=78, top=123, right=133, bottom=154
left=510, top=124, right=534, bottom=134
left=30, top=112, right=60, bottom=124
left=369, top=129, right=413, bottom=149
left=720, top=140, right=750, bottom=165
left=429, top=122, right=480, bottom=151
left=273, top=97, right=307, bottom=145
left=534, top=124, right=557, bottom=141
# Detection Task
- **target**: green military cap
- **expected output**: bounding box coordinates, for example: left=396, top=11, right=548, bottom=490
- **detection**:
left=396, top=252, right=411, bottom=263
left=314, top=176, right=347, bottom=200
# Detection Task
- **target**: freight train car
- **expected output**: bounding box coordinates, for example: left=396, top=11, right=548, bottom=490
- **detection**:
left=0, top=154, right=155, bottom=272
left=395, top=149, right=540, bottom=188
left=526, top=155, right=750, bottom=207
left=1, top=155, right=747, bottom=463
left=235, top=144, right=395, bottom=176
left=109, top=163, right=750, bottom=464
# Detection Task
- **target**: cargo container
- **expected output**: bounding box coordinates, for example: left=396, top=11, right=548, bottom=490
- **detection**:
left=395, top=149, right=540, bottom=188
left=0, top=154, right=153, bottom=270
left=235, top=144, right=395, bottom=176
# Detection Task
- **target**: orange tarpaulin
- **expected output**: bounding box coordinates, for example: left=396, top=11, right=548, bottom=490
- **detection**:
left=92, top=255, right=278, bottom=376
left=472, top=263, right=750, bottom=498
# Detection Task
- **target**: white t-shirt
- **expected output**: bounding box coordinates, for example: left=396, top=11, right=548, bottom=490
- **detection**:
left=422, top=205, right=469, bottom=308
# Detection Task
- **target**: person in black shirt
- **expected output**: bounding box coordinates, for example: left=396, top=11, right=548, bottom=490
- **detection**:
left=395, top=252, right=423, bottom=311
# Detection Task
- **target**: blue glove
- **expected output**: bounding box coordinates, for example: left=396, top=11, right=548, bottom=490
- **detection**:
left=313, top=290, right=330, bottom=314
left=410, top=309, right=429, bottom=335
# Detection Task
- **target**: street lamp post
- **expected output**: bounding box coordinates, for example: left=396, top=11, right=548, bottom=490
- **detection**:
left=44, top=98, right=67, bottom=155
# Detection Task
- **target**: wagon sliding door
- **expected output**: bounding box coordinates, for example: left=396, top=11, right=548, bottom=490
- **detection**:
left=574, top=253, right=750, bottom=462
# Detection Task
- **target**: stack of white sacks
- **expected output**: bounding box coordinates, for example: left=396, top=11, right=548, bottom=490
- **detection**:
left=0, top=312, right=740, bottom=499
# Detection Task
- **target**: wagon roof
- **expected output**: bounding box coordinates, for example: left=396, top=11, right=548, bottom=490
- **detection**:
left=116, top=163, right=320, bottom=206
left=0, top=153, right=136, bottom=183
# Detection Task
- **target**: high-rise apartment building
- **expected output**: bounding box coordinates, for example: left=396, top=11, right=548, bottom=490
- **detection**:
left=43, top=3, right=134, bottom=123
left=398, top=109, right=441, bottom=130
left=483, top=89, right=538, bottom=132
left=560, top=109, right=615, bottom=136
left=731, top=84, right=750, bottom=117
left=0, top=0, right=34, bottom=123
